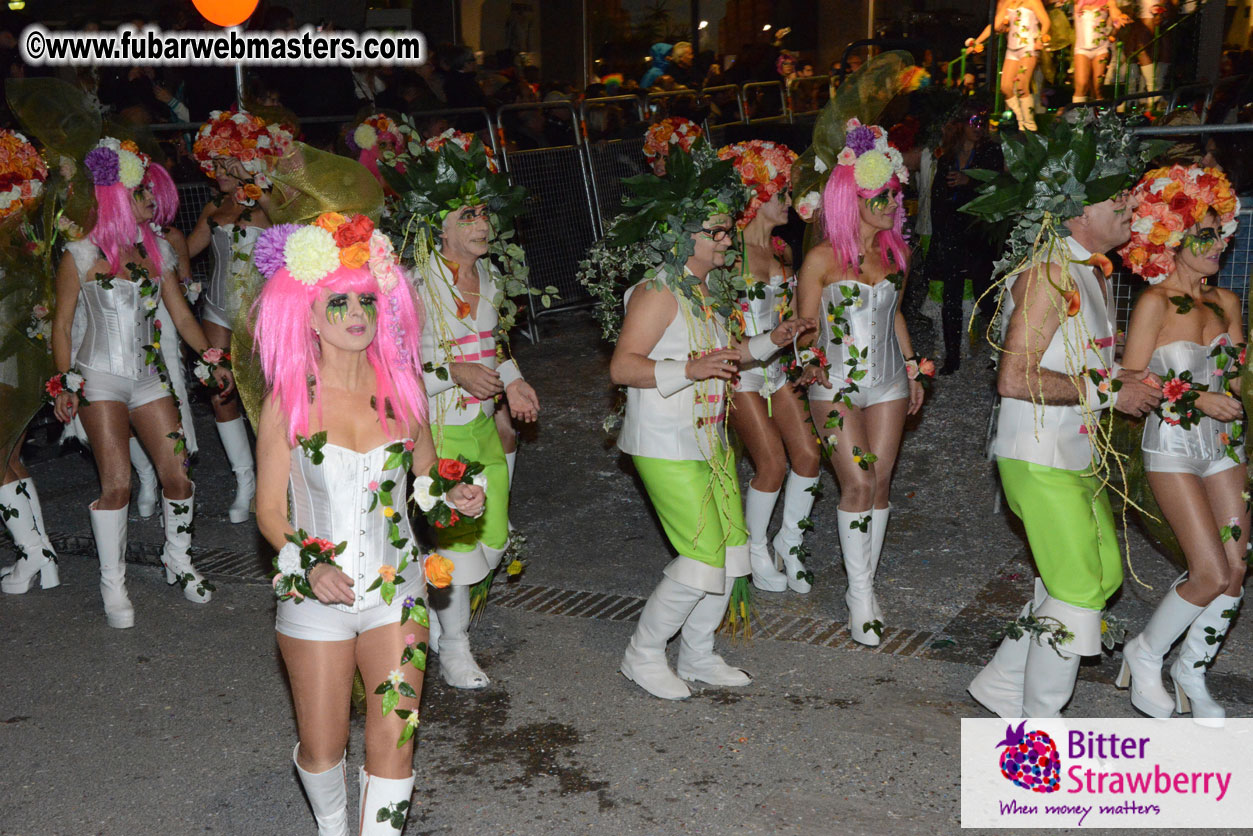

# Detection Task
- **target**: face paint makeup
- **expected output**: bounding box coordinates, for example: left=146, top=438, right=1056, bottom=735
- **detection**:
left=1183, top=227, right=1220, bottom=255
left=325, top=293, right=350, bottom=324
left=864, top=193, right=891, bottom=212
left=359, top=293, right=378, bottom=324
left=456, top=205, right=488, bottom=226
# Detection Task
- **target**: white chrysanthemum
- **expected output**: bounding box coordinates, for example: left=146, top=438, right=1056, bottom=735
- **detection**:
left=796, top=191, right=821, bottom=220
left=117, top=150, right=145, bottom=189
left=353, top=124, right=378, bottom=150
left=284, top=226, right=339, bottom=285
left=98, top=137, right=121, bottom=151
left=276, top=543, right=302, bottom=575
left=1223, top=219, right=1238, bottom=238
left=853, top=151, right=893, bottom=192
left=411, top=475, right=437, bottom=511
left=256, top=134, right=271, bottom=149
left=814, top=155, right=829, bottom=173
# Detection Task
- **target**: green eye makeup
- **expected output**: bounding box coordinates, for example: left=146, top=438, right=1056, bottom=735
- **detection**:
left=359, top=293, right=378, bottom=323
left=865, top=193, right=891, bottom=212
left=1183, top=228, right=1220, bottom=255
left=325, top=294, right=350, bottom=324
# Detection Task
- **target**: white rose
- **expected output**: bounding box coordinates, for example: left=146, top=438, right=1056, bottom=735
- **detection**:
left=1131, top=216, right=1156, bottom=235
left=411, top=475, right=437, bottom=512
left=276, top=542, right=302, bottom=576
left=64, top=371, right=83, bottom=392
left=814, top=155, right=829, bottom=173
left=837, top=148, right=856, bottom=166
left=796, top=191, right=821, bottom=220
left=1149, top=177, right=1172, bottom=194
left=143, top=297, right=158, bottom=311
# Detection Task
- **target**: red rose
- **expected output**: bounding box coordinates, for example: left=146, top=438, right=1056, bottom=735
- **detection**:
left=1168, top=192, right=1194, bottom=215
left=44, top=376, right=63, bottom=398
left=333, top=214, right=375, bottom=247
left=437, top=458, right=467, bottom=482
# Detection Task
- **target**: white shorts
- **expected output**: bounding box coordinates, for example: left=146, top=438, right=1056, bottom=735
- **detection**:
left=81, top=367, right=170, bottom=410
left=1075, top=45, right=1111, bottom=59
left=276, top=577, right=426, bottom=641
left=201, top=297, right=231, bottom=330
left=1005, top=46, right=1039, bottom=62
left=810, top=372, right=908, bottom=409
left=1142, top=451, right=1243, bottom=479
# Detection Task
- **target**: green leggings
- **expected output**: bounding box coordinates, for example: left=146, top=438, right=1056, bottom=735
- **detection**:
left=998, top=457, right=1123, bottom=610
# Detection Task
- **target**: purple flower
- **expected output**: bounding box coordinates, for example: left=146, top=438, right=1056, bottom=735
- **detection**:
left=344, top=131, right=360, bottom=154
left=84, top=147, right=119, bottom=186
left=253, top=224, right=300, bottom=278
left=845, top=126, right=876, bottom=156
left=402, top=596, right=416, bottom=609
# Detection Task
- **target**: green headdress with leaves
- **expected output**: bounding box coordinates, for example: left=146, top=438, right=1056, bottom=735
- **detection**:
left=961, top=111, right=1169, bottom=276
left=580, top=139, right=749, bottom=340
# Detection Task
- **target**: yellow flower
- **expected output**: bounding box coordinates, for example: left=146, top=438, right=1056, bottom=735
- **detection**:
left=852, top=454, right=863, bottom=464
left=152, top=341, right=160, bottom=351
left=383, top=506, right=395, bottom=518
left=853, top=151, right=892, bottom=192
left=117, top=150, right=145, bottom=189
left=507, top=559, right=524, bottom=576
left=284, top=226, right=339, bottom=285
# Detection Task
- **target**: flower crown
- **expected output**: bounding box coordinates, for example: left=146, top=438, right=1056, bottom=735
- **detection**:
left=1119, top=164, right=1240, bottom=283
left=0, top=129, right=47, bottom=222
left=424, top=128, right=499, bottom=173
left=84, top=137, right=151, bottom=189
left=837, top=118, right=909, bottom=193
left=716, top=140, right=797, bottom=227
left=253, top=211, right=401, bottom=292
left=347, top=113, right=404, bottom=156
left=643, top=117, right=702, bottom=176
left=193, top=110, right=293, bottom=204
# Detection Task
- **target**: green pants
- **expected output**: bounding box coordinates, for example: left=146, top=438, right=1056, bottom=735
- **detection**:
left=633, top=453, right=747, bottom=569
left=433, top=413, right=509, bottom=553
left=998, top=457, right=1123, bottom=610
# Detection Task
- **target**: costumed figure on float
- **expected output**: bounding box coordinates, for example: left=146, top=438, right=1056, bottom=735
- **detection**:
left=968, top=0, right=1051, bottom=131
left=1115, top=163, right=1245, bottom=724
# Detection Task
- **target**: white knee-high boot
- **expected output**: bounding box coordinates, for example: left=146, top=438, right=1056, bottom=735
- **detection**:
left=1018, top=93, right=1038, bottom=131
left=676, top=575, right=752, bottom=686
left=772, top=471, right=819, bottom=593
left=1004, top=94, right=1023, bottom=128
left=621, top=575, right=704, bottom=700
left=216, top=417, right=255, bottom=524
left=838, top=509, right=879, bottom=645
left=745, top=486, right=785, bottom=591
left=1022, top=596, right=1102, bottom=717
left=161, top=485, right=212, bottom=603
left=505, top=450, right=516, bottom=488
left=358, top=766, right=415, bottom=836
left=89, top=501, right=133, bottom=628
left=293, top=745, right=350, bottom=836
left=1171, top=590, right=1242, bottom=726
left=1116, top=577, right=1203, bottom=718
left=0, top=478, right=59, bottom=593
left=433, top=584, right=488, bottom=689
left=128, top=437, right=159, bottom=518
left=968, top=579, right=1047, bottom=718
left=868, top=505, right=891, bottom=621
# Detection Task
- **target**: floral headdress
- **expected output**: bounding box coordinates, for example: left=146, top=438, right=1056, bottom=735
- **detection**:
left=0, top=129, right=47, bottom=223
left=347, top=113, right=404, bottom=157
left=1119, top=164, right=1239, bottom=283
left=253, top=211, right=401, bottom=292
left=716, top=140, right=796, bottom=228
left=643, top=117, right=702, bottom=176
left=579, top=140, right=750, bottom=340
left=84, top=137, right=151, bottom=189
left=837, top=118, right=909, bottom=193
left=193, top=110, right=293, bottom=206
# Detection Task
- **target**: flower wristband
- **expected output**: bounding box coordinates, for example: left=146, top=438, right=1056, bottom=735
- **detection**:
left=192, top=348, right=231, bottom=387
left=45, top=368, right=87, bottom=404
left=906, top=356, right=936, bottom=381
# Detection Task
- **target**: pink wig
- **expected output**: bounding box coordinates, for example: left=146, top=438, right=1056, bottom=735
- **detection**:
left=89, top=182, right=166, bottom=276
left=254, top=263, right=427, bottom=445
left=821, top=163, right=909, bottom=275
left=143, top=162, right=179, bottom=228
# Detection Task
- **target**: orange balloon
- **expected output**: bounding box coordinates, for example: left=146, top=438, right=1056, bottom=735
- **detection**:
left=192, top=0, right=260, bottom=28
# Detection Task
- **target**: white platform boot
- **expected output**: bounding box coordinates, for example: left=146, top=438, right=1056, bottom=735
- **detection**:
left=161, top=485, right=212, bottom=603
left=868, top=505, right=893, bottom=621
left=434, top=584, right=488, bottom=689
left=621, top=575, right=703, bottom=700
left=1018, top=93, right=1038, bottom=131
left=358, top=767, right=415, bottom=835
left=968, top=578, right=1048, bottom=718
left=838, top=509, right=879, bottom=646
left=1171, top=591, right=1242, bottom=726
left=1116, top=577, right=1202, bottom=718
left=293, top=745, right=350, bottom=836
left=129, top=437, right=159, bottom=518
left=217, top=418, right=255, bottom=524
left=772, top=471, right=819, bottom=593
left=745, top=486, right=786, bottom=592
left=676, top=575, right=752, bottom=686
left=0, top=478, right=59, bottom=593
left=1021, top=596, right=1102, bottom=717
left=89, top=501, right=134, bottom=628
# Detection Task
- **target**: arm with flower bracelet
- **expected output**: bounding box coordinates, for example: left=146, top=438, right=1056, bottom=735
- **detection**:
left=156, top=264, right=235, bottom=395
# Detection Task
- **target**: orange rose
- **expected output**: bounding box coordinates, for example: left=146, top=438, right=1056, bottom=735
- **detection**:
left=1148, top=225, right=1171, bottom=246
left=120, top=140, right=140, bottom=153
left=339, top=241, right=370, bottom=269
left=1127, top=247, right=1148, bottom=265
left=423, top=553, right=454, bottom=588
left=378, top=564, right=397, bottom=583
left=1161, top=181, right=1181, bottom=200
left=333, top=214, right=375, bottom=247
left=315, top=212, right=348, bottom=233
left=242, top=183, right=263, bottom=200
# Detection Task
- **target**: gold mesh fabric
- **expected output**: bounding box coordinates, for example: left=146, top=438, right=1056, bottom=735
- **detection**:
left=268, top=142, right=383, bottom=225
left=0, top=223, right=56, bottom=465
left=229, top=268, right=266, bottom=433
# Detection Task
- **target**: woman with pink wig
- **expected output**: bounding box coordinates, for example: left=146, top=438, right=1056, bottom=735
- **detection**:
left=717, top=140, right=823, bottom=596
left=252, top=212, right=483, bottom=835
left=50, top=138, right=234, bottom=628
left=795, top=119, right=928, bottom=647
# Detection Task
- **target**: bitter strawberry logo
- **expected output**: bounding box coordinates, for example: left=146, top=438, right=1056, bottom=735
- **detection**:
left=996, top=721, right=1061, bottom=793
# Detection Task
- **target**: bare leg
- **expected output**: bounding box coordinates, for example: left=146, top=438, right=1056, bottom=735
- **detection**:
left=3, top=432, right=30, bottom=485
left=202, top=321, right=241, bottom=422
left=130, top=396, right=192, bottom=500
left=809, top=399, right=875, bottom=512
left=78, top=400, right=135, bottom=509
left=277, top=633, right=356, bottom=773
left=730, top=390, right=787, bottom=492
left=862, top=396, right=910, bottom=510
left=1091, top=54, right=1110, bottom=101
left=1000, top=57, right=1022, bottom=102
left=770, top=383, right=821, bottom=479
left=1202, top=466, right=1250, bottom=596
left=356, top=619, right=427, bottom=778
left=1074, top=54, right=1093, bottom=100
left=1147, top=470, right=1231, bottom=606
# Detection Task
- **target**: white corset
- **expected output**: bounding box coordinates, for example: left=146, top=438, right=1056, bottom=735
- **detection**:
left=814, top=279, right=905, bottom=389
left=741, top=273, right=788, bottom=338
left=205, top=224, right=262, bottom=320
left=1143, top=336, right=1240, bottom=462
left=289, top=439, right=424, bottom=613
left=618, top=281, right=729, bottom=461
left=76, top=278, right=158, bottom=379
left=1008, top=5, right=1041, bottom=51
left=1076, top=8, right=1110, bottom=51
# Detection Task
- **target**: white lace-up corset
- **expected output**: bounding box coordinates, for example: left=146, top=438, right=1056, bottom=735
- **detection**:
left=814, top=278, right=905, bottom=389
left=1143, top=336, right=1241, bottom=462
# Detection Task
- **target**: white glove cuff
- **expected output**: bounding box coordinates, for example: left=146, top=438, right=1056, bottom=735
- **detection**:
left=748, top=333, right=777, bottom=362
left=654, top=359, right=693, bottom=397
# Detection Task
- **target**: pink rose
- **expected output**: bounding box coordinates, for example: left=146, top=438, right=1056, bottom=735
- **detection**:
left=203, top=348, right=224, bottom=364
left=368, top=480, right=379, bottom=492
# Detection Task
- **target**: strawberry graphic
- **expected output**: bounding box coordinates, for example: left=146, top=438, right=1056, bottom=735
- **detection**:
left=996, top=721, right=1061, bottom=793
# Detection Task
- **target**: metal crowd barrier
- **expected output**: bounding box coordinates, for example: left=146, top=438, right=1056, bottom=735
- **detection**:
left=786, top=75, right=833, bottom=119
left=741, top=81, right=788, bottom=125
left=497, top=100, right=600, bottom=327
left=580, top=96, right=648, bottom=236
